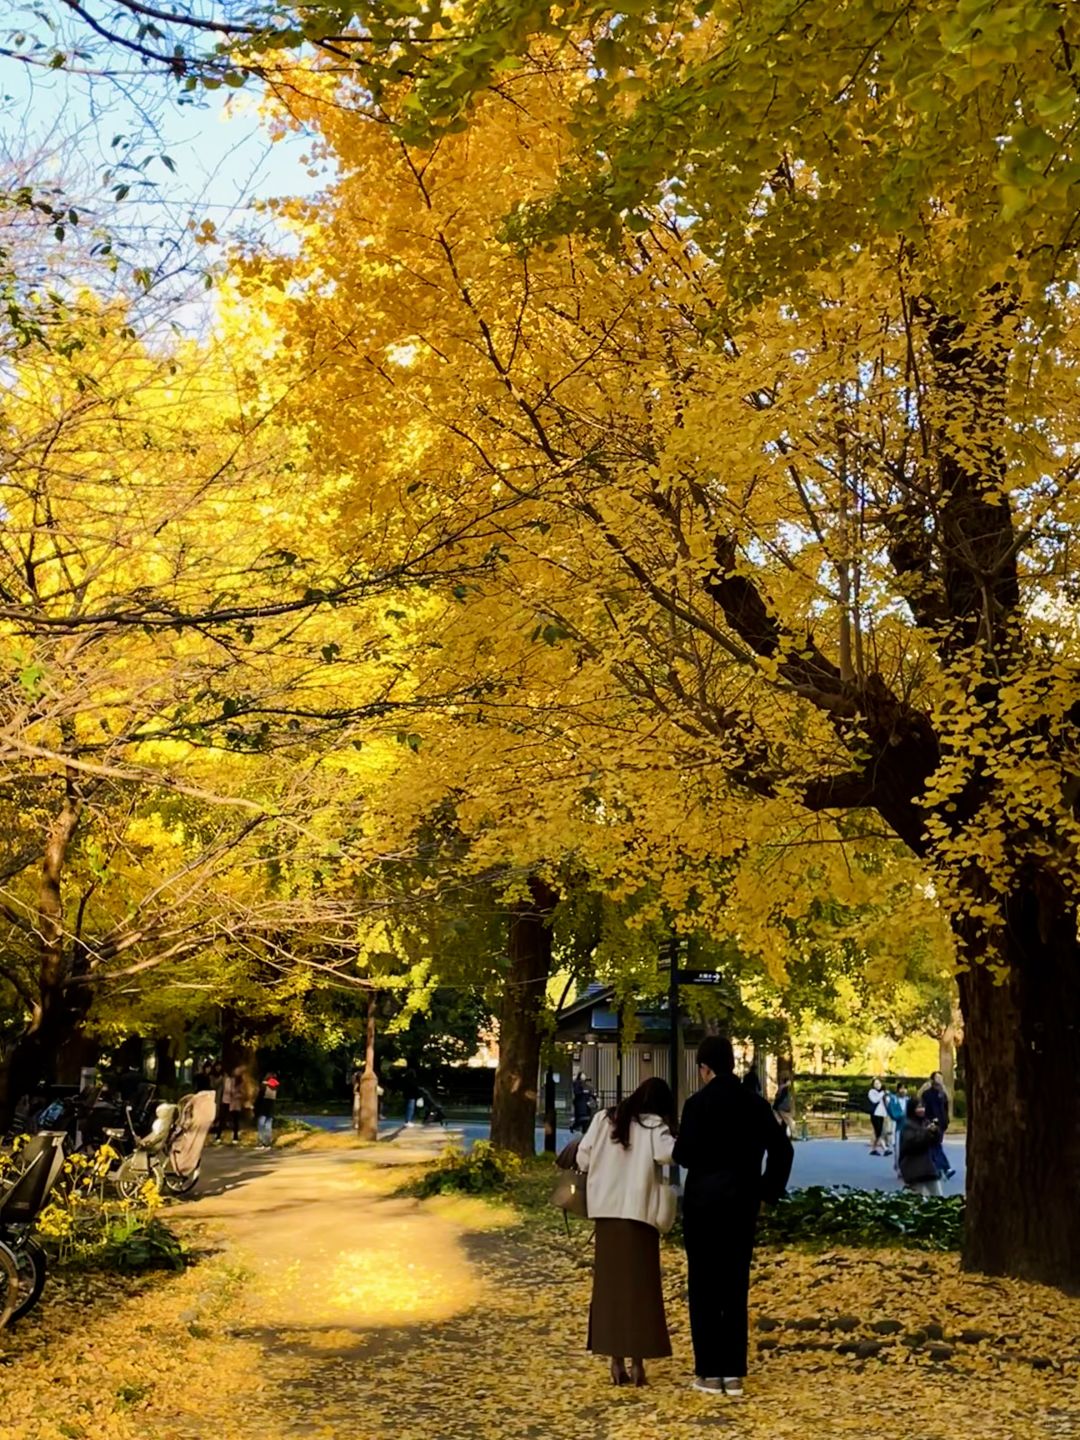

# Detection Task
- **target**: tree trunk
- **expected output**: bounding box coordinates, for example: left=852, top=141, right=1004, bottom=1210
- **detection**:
left=777, top=1028, right=795, bottom=1086
left=155, top=1036, right=177, bottom=1089
left=55, top=1031, right=99, bottom=1086
left=958, top=880, right=1080, bottom=1288
left=222, top=1022, right=259, bottom=1121
left=490, top=877, right=558, bottom=1156
left=358, top=990, right=379, bottom=1142
left=937, top=1000, right=963, bottom=1095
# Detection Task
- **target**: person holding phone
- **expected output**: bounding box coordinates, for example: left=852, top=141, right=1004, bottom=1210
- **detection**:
left=898, top=1097, right=943, bottom=1196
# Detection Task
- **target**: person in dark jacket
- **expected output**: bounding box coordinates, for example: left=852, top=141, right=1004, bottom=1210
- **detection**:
left=889, top=1083, right=909, bottom=1176
left=572, top=1072, right=596, bottom=1133
left=254, top=1071, right=279, bottom=1149
left=672, top=1036, right=794, bottom=1398
left=921, top=1072, right=955, bottom=1179
left=898, top=1096, right=943, bottom=1196
left=401, top=1066, right=421, bottom=1125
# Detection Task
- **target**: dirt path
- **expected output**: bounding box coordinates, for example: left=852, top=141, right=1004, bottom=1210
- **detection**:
left=180, top=1135, right=484, bottom=1339
left=6, top=1136, right=1080, bottom=1440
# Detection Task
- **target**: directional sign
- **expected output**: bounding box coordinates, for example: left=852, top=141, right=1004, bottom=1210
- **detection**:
left=676, top=969, right=727, bottom=986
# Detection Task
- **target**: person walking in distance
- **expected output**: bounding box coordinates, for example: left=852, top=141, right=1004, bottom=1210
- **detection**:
left=255, top=1071, right=280, bottom=1148
left=401, top=1065, right=421, bottom=1126
left=214, top=1065, right=244, bottom=1144
left=881, top=1079, right=899, bottom=1155
left=575, top=1078, right=677, bottom=1388
left=867, top=1077, right=890, bottom=1155
left=921, top=1071, right=955, bottom=1180
left=888, top=1083, right=909, bottom=1175
left=673, top=1037, right=793, bottom=1398
left=772, top=1074, right=795, bottom=1137
left=572, top=1071, right=597, bottom=1134
left=209, top=1061, right=227, bottom=1143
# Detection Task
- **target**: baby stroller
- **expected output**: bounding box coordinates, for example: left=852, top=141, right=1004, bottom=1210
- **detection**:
left=0, top=1131, right=66, bottom=1328
left=109, top=1101, right=178, bottom=1200
left=165, top=1091, right=216, bottom=1196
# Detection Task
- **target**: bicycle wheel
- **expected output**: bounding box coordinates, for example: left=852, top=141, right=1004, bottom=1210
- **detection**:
left=0, top=1240, right=19, bottom=1331
left=162, top=1163, right=200, bottom=1197
left=9, top=1237, right=46, bottom=1324
left=114, top=1156, right=147, bottom=1201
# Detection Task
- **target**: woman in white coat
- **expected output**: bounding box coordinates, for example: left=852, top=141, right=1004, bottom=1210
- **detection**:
left=867, top=1077, right=890, bottom=1156
left=576, top=1077, right=677, bottom=1387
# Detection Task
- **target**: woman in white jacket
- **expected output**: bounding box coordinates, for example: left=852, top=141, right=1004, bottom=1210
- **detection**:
left=575, top=1077, right=677, bottom=1387
left=867, top=1078, right=890, bottom=1156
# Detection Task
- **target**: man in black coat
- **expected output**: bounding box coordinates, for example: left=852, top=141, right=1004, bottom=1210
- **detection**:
left=672, top=1035, right=794, bottom=1397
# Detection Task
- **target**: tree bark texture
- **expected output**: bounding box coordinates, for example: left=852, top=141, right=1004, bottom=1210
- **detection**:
left=490, top=877, right=558, bottom=1156
left=957, top=883, right=1080, bottom=1287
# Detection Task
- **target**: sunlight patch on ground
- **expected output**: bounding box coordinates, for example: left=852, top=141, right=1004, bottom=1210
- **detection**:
left=247, top=1217, right=480, bottom=1330
left=321, top=1233, right=478, bottom=1324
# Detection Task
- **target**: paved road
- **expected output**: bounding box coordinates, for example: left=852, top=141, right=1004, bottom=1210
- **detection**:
left=293, top=1114, right=967, bottom=1194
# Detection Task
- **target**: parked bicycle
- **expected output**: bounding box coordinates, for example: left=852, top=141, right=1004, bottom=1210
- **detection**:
left=0, top=1131, right=67, bottom=1328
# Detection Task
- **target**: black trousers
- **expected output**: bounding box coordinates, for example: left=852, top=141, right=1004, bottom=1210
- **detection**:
left=682, top=1205, right=757, bottom=1379
left=213, top=1105, right=240, bottom=1141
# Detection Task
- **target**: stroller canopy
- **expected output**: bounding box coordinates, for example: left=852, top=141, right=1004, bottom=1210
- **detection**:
left=169, top=1090, right=216, bottom=1176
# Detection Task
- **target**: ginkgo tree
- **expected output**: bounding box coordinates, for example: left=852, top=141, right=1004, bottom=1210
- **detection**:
left=230, top=60, right=1080, bottom=1288
left=0, top=257, right=529, bottom=1127
left=12, top=0, right=1080, bottom=1285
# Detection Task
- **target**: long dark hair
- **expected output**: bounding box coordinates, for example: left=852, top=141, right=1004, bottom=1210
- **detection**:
left=607, top=1077, right=677, bottom=1149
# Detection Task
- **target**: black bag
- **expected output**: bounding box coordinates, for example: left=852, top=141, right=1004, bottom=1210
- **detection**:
left=555, top=1136, right=581, bottom=1171
left=550, top=1168, right=588, bottom=1219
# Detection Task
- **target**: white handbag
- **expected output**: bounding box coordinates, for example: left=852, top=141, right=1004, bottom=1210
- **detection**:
left=651, top=1166, right=678, bottom=1234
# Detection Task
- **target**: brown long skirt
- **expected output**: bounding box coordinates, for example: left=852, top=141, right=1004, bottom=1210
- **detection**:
left=587, top=1218, right=671, bottom=1359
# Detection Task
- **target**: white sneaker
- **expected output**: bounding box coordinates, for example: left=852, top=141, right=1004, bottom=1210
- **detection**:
left=722, top=1378, right=744, bottom=1397
left=692, top=1377, right=724, bottom=1394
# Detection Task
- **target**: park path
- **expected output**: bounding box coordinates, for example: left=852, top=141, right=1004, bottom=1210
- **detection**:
left=127, top=1135, right=1073, bottom=1440
left=9, top=1132, right=1069, bottom=1440
left=177, top=1134, right=482, bottom=1338
left=140, top=1131, right=545, bottom=1440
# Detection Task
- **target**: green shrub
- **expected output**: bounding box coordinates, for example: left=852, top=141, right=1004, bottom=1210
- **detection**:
left=756, top=1186, right=963, bottom=1251
left=98, top=1214, right=188, bottom=1272
left=277, top=1117, right=316, bottom=1134
left=415, top=1140, right=523, bottom=1197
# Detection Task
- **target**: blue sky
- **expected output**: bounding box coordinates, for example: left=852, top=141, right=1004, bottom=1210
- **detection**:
left=1, top=40, right=324, bottom=208
left=1, top=37, right=327, bottom=314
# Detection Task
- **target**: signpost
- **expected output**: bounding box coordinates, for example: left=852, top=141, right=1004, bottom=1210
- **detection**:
left=668, top=946, right=680, bottom=1118
left=665, top=938, right=729, bottom=1117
